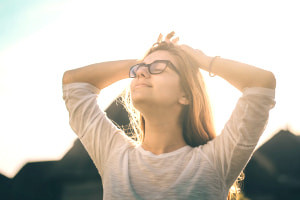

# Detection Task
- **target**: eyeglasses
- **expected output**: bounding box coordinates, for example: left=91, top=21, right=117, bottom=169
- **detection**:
left=129, top=60, right=179, bottom=78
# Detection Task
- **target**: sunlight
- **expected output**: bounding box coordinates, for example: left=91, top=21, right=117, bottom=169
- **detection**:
left=1, top=0, right=299, bottom=178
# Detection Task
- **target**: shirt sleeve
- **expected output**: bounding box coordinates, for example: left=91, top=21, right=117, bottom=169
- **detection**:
left=200, top=87, right=276, bottom=190
left=62, top=82, right=133, bottom=175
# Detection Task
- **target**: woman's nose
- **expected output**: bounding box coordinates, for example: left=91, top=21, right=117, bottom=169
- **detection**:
left=136, top=66, right=150, bottom=78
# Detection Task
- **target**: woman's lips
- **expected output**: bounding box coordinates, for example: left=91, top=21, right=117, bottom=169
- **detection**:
left=134, top=83, right=152, bottom=88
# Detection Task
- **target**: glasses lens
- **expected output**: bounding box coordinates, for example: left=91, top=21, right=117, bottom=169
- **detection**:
left=130, top=61, right=170, bottom=78
left=129, top=64, right=139, bottom=78
left=149, top=62, right=167, bottom=74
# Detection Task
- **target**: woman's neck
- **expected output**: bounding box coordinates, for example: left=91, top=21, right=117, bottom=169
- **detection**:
left=141, top=115, right=187, bottom=155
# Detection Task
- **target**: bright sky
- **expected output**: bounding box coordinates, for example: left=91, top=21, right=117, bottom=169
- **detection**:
left=1, top=0, right=299, bottom=178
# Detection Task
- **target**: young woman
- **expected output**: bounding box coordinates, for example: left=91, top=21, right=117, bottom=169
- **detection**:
left=62, top=32, right=276, bottom=200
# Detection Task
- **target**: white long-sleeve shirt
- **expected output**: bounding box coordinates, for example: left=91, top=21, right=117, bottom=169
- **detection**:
left=62, top=82, right=275, bottom=200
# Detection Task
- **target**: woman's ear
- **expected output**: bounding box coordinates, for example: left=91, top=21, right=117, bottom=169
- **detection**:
left=178, top=95, right=189, bottom=105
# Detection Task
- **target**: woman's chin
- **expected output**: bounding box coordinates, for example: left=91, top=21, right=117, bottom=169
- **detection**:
left=132, top=96, right=152, bottom=110
left=132, top=97, right=146, bottom=107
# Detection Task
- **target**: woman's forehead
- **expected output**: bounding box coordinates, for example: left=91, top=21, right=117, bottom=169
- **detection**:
left=143, top=50, right=177, bottom=65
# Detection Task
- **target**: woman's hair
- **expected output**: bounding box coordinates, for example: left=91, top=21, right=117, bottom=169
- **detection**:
left=121, top=41, right=243, bottom=200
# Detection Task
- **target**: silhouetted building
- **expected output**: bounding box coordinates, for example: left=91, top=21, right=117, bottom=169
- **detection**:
left=0, top=173, right=12, bottom=200
left=244, top=130, right=300, bottom=200
left=11, top=140, right=102, bottom=200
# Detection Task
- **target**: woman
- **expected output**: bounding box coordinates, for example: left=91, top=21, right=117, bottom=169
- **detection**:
left=62, top=32, right=276, bottom=200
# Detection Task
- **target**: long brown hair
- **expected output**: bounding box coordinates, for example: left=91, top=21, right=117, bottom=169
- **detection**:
left=122, top=41, right=243, bottom=199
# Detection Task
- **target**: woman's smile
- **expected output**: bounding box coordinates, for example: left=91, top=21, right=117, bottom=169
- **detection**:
left=135, top=84, right=152, bottom=89
left=133, top=81, right=153, bottom=89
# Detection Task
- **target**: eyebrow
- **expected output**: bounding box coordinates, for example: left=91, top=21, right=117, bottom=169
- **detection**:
left=142, top=60, right=172, bottom=65
left=141, top=60, right=157, bottom=65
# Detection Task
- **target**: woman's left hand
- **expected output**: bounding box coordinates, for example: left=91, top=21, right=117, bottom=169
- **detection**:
left=179, top=44, right=211, bottom=71
left=158, top=32, right=211, bottom=71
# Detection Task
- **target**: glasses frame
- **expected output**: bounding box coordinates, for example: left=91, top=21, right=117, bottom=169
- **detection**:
left=129, top=60, right=180, bottom=78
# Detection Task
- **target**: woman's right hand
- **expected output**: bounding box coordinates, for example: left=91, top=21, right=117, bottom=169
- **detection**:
left=157, top=31, right=179, bottom=44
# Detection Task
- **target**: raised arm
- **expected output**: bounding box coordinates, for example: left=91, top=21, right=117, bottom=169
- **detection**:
left=62, top=59, right=140, bottom=175
left=62, top=59, right=139, bottom=89
left=180, top=45, right=276, bottom=91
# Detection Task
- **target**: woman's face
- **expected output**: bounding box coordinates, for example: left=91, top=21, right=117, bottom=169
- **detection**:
left=130, top=50, right=187, bottom=111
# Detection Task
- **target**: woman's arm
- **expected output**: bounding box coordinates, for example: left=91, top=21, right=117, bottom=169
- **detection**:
left=62, top=59, right=139, bottom=89
left=180, top=45, right=276, bottom=91
left=62, top=59, right=139, bottom=175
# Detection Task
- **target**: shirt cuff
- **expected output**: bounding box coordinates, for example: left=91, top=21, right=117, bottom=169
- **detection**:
left=242, top=87, right=275, bottom=99
left=62, top=82, right=101, bottom=94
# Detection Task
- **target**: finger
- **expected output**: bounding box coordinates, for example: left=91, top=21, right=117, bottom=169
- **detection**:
left=157, top=33, right=163, bottom=43
left=171, top=36, right=179, bottom=44
left=165, top=37, right=170, bottom=43
left=165, top=31, right=175, bottom=43
left=166, top=31, right=175, bottom=39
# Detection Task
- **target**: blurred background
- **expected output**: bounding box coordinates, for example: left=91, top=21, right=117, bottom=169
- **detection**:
left=0, top=0, right=299, bottom=199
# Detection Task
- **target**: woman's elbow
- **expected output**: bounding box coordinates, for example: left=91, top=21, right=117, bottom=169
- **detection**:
left=62, top=70, right=73, bottom=85
left=262, top=71, right=276, bottom=89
